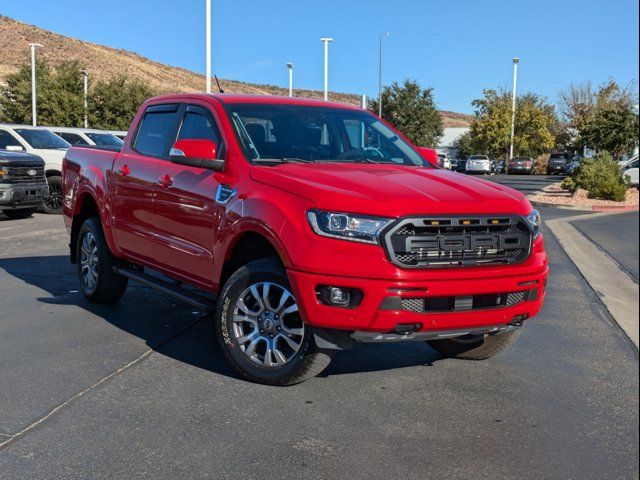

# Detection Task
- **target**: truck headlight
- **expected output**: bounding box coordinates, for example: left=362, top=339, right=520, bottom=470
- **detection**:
left=525, top=209, right=541, bottom=238
left=307, top=210, right=393, bottom=244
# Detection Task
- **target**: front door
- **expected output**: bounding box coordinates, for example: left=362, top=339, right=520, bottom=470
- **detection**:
left=151, top=103, right=226, bottom=287
left=111, top=103, right=180, bottom=264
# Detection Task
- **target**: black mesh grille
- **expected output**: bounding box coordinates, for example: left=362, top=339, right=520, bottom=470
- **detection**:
left=5, top=164, right=46, bottom=184
left=395, top=290, right=532, bottom=313
left=383, top=216, right=532, bottom=269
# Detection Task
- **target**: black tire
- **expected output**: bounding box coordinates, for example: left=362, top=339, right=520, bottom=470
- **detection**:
left=42, top=175, right=63, bottom=214
left=76, top=217, right=128, bottom=303
left=427, top=329, right=521, bottom=360
left=215, top=258, right=333, bottom=386
left=2, top=208, right=37, bottom=220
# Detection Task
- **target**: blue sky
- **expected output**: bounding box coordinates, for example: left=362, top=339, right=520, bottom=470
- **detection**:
left=2, top=0, right=638, bottom=113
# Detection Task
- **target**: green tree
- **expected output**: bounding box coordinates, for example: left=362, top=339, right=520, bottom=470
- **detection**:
left=369, top=80, right=443, bottom=147
left=0, top=60, right=85, bottom=126
left=88, top=76, right=155, bottom=130
left=466, top=89, right=558, bottom=159
left=559, top=80, right=639, bottom=157
left=453, top=130, right=476, bottom=160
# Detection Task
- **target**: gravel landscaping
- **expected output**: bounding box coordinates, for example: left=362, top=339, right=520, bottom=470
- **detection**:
left=529, top=183, right=639, bottom=208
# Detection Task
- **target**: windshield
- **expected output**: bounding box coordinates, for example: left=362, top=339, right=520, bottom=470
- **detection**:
left=469, top=155, right=488, bottom=160
left=15, top=129, right=70, bottom=150
left=86, top=132, right=124, bottom=147
left=225, top=104, right=428, bottom=166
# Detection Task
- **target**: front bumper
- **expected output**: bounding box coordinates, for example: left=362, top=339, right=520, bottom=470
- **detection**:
left=288, top=255, right=548, bottom=335
left=0, top=183, right=49, bottom=209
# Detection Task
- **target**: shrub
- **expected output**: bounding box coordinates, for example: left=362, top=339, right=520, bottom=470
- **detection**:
left=561, top=176, right=577, bottom=192
left=534, top=154, right=549, bottom=174
left=573, top=152, right=628, bottom=201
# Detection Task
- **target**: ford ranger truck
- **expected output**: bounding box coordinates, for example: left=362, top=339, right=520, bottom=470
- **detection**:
left=62, top=94, right=548, bottom=386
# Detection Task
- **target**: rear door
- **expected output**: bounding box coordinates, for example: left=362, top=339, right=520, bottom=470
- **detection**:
left=150, top=102, right=227, bottom=287
left=111, top=103, right=180, bottom=264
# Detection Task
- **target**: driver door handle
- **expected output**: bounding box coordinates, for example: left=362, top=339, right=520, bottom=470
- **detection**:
left=118, top=164, right=130, bottom=177
left=158, top=174, right=173, bottom=189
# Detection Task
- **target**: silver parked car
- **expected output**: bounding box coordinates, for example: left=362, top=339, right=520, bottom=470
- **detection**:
left=465, top=155, right=492, bottom=174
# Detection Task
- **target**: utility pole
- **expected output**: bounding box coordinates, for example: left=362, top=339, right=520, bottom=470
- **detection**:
left=509, top=57, right=519, bottom=162
left=320, top=37, right=334, bottom=101
left=29, top=43, right=43, bottom=126
left=80, top=70, right=89, bottom=128
left=378, top=32, right=389, bottom=117
left=205, top=0, right=212, bottom=93
left=286, top=63, right=294, bottom=97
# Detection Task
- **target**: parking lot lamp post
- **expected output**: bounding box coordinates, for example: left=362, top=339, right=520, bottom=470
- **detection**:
left=509, top=57, right=519, bottom=163
left=80, top=70, right=89, bottom=128
left=321, top=38, right=334, bottom=101
left=29, top=43, right=43, bottom=126
left=205, top=0, right=212, bottom=93
left=378, top=32, right=389, bottom=117
left=286, top=63, right=294, bottom=97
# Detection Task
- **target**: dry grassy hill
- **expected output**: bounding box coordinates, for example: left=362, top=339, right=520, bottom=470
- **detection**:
left=0, top=15, right=472, bottom=127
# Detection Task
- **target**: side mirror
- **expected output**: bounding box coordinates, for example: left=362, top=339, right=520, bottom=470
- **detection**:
left=5, top=145, right=24, bottom=152
left=418, top=147, right=439, bottom=167
left=170, top=139, right=224, bottom=171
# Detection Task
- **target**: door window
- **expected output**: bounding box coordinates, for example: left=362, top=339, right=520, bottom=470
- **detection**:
left=176, top=106, right=223, bottom=154
left=0, top=130, right=22, bottom=149
left=57, top=132, right=89, bottom=145
left=133, top=104, right=179, bottom=157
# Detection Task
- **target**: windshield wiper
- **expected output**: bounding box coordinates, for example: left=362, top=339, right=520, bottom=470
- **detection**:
left=252, top=157, right=314, bottom=164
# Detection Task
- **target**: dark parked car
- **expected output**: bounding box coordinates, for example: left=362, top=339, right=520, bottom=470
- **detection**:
left=0, top=150, right=48, bottom=219
left=508, top=156, right=535, bottom=175
left=547, top=153, right=570, bottom=175
left=455, top=158, right=468, bottom=172
left=492, top=159, right=505, bottom=174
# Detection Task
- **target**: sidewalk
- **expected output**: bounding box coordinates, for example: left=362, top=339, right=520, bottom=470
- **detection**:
left=546, top=211, right=640, bottom=348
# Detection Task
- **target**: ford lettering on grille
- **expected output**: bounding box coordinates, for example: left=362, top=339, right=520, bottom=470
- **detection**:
left=384, top=216, right=533, bottom=268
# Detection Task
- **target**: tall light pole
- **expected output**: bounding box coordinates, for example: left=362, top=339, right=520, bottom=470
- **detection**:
left=80, top=70, right=89, bottom=128
left=205, top=0, right=212, bottom=93
left=29, top=43, right=43, bottom=126
left=378, top=32, right=389, bottom=117
left=509, top=57, right=519, bottom=162
left=286, top=63, right=294, bottom=97
left=320, top=37, right=333, bottom=101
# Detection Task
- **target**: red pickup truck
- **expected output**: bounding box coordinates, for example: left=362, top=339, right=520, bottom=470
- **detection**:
left=62, top=94, right=548, bottom=385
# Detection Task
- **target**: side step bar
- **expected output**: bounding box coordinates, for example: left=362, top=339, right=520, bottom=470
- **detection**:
left=114, top=267, right=216, bottom=312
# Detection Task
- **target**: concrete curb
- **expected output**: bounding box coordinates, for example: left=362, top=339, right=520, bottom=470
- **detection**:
left=546, top=213, right=639, bottom=348
left=529, top=199, right=639, bottom=212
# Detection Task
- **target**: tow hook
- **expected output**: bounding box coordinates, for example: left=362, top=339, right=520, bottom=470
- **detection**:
left=391, top=323, right=422, bottom=336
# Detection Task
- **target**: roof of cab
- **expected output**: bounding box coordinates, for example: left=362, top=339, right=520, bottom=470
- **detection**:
left=146, top=93, right=363, bottom=111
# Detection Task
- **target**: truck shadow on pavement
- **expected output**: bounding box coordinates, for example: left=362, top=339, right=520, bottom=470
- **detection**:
left=0, top=254, right=441, bottom=382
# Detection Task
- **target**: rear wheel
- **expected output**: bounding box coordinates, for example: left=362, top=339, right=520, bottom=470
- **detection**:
left=427, top=329, right=521, bottom=360
left=215, top=258, right=333, bottom=385
left=42, top=175, right=63, bottom=214
left=77, top=217, right=128, bottom=303
left=2, top=208, right=37, bottom=220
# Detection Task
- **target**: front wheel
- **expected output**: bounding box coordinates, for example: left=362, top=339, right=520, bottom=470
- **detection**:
left=42, top=175, right=63, bottom=214
left=215, top=258, right=333, bottom=386
left=427, top=329, right=521, bottom=360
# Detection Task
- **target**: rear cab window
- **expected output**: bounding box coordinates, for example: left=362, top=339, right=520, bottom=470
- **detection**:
left=57, top=132, right=89, bottom=146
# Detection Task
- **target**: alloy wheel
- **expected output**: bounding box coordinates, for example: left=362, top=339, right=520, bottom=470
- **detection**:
left=232, top=282, right=304, bottom=368
left=80, top=232, right=99, bottom=292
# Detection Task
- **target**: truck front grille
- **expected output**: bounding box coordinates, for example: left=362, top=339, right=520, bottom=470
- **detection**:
left=382, top=216, right=532, bottom=268
left=5, top=164, right=46, bottom=184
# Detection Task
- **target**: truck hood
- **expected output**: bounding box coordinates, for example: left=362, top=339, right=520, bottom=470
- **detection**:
left=29, top=149, right=66, bottom=170
left=250, top=163, right=531, bottom=217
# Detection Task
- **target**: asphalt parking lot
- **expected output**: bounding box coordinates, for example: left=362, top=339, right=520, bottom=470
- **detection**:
left=0, top=179, right=638, bottom=479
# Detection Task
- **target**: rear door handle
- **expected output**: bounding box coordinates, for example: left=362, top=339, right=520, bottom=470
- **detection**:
left=159, top=174, right=173, bottom=189
left=118, top=164, right=130, bottom=177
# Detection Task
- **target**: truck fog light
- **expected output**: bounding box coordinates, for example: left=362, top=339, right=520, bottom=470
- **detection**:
left=317, top=286, right=363, bottom=308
